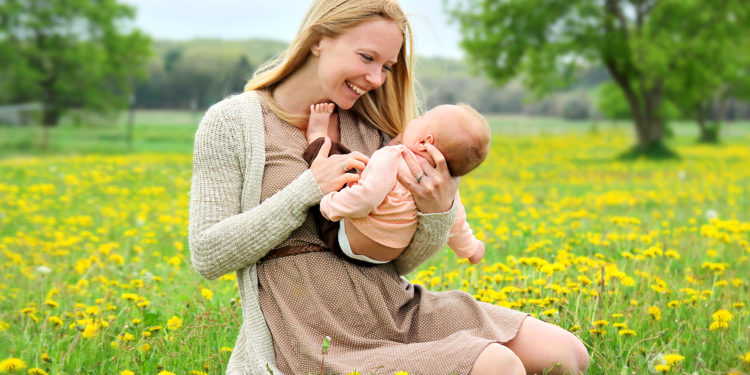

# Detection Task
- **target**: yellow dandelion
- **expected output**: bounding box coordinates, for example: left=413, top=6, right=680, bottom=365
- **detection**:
left=28, top=368, right=48, bottom=375
left=81, top=323, right=99, bottom=338
left=712, top=309, right=733, bottom=322
left=220, top=347, right=233, bottom=353
left=663, top=354, right=685, bottom=366
left=347, top=372, right=361, bottom=375
left=21, top=307, right=36, bottom=316
left=189, top=371, right=208, bottom=375
left=394, top=372, right=409, bottom=375
left=569, top=325, right=580, bottom=332
left=167, top=316, right=182, bottom=330
left=157, top=371, right=175, bottom=375
left=613, top=322, right=627, bottom=330
left=40, top=353, right=50, bottom=363
left=122, top=293, right=138, bottom=302
left=541, top=309, right=558, bottom=317
left=148, top=325, right=163, bottom=332
left=43, top=299, right=59, bottom=308
left=709, top=320, right=729, bottom=330
left=648, top=306, right=662, bottom=321
left=0, top=358, right=27, bottom=372
left=667, top=301, right=680, bottom=308
left=618, top=329, right=636, bottom=336
left=0, top=321, right=9, bottom=331
left=734, top=302, right=745, bottom=309
left=593, top=320, right=609, bottom=327
left=588, top=328, right=606, bottom=336
left=120, top=371, right=135, bottom=375
left=654, top=364, right=670, bottom=373
left=741, top=351, right=750, bottom=363
left=47, top=316, right=63, bottom=327
left=201, top=287, right=213, bottom=301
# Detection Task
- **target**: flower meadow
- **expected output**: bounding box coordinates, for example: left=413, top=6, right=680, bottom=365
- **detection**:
left=0, top=129, right=749, bottom=374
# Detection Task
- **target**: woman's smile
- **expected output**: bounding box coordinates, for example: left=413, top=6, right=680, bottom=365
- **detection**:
left=345, top=80, right=367, bottom=96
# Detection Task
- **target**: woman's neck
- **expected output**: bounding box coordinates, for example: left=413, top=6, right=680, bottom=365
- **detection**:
left=273, top=59, right=326, bottom=116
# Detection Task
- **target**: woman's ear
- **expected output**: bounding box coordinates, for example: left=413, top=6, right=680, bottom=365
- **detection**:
left=424, top=134, right=434, bottom=145
left=311, top=41, right=321, bottom=56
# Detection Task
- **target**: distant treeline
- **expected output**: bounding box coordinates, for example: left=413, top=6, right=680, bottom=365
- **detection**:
left=135, top=38, right=750, bottom=120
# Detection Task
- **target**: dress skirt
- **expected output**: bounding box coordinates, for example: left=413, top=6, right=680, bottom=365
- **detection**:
left=257, top=251, right=528, bottom=375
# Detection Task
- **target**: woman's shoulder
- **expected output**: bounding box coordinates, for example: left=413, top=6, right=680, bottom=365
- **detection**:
left=205, top=91, right=262, bottom=120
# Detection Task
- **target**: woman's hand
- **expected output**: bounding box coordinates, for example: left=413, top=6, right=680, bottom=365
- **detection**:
left=310, top=137, right=369, bottom=195
left=396, top=143, right=459, bottom=213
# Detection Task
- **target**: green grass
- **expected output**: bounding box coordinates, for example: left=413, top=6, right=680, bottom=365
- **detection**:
left=0, top=114, right=749, bottom=374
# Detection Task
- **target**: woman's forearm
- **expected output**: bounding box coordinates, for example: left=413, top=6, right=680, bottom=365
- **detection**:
left=189, top=170, right=322, bottom=280
left=188, top=103, right=323, bottom=280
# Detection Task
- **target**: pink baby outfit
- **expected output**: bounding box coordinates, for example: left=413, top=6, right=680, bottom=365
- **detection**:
left=320, top=145, right=481, bottom=259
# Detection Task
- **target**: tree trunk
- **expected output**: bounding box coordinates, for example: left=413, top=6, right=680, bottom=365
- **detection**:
left=696, top=100, right=719, bottom=143
left=42, top=106, right=60, bottom=126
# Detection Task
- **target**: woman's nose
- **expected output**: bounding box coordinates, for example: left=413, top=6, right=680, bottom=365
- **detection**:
left=365, top=67, right=386, bottom=88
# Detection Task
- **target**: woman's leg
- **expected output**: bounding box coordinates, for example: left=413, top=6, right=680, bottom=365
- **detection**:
left=503, top=317, right=590, bottom=375
left=469, top=343, right=525, bottom=375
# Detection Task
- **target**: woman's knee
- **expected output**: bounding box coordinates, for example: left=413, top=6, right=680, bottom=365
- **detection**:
left=505, top=317, right=589, bottom=374
left=470, top=343, right=525, bottom=375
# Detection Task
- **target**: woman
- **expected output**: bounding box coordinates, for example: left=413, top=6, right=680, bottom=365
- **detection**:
left=189, top=1, right=589, bottom=374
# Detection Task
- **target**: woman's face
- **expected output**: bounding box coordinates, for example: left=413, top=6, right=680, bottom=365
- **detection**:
left=313, top=17, right=403, bottom=109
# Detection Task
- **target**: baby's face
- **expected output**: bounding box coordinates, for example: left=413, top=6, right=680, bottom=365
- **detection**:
left=402, top=105, right=462, bottom=155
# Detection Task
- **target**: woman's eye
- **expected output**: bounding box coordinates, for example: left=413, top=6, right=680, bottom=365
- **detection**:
left=359, top=53, right=373, bottom=62
left=383, top=65, right=393, bottom=72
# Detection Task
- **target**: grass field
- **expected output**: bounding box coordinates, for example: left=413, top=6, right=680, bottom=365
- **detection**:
left=0, top=115, right=749, bottom=374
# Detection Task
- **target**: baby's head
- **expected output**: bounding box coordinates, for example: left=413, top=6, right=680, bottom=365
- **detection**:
left=402, top=104, right=490, bottom=176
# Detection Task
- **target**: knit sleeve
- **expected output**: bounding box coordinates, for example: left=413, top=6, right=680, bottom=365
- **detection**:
left=188, top=101, right=323, bottom=280
left=392, top=200, right=457, bottom=276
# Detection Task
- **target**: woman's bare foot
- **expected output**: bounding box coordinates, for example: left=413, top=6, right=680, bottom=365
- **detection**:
left=307, top=103, right=335, bottom=143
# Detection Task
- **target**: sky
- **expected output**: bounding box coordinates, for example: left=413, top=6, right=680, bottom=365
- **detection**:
left=121, top=0, right=465, bottom=59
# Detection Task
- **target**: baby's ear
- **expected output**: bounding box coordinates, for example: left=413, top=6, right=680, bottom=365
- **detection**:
left=414, top=134, right=434, bottom=151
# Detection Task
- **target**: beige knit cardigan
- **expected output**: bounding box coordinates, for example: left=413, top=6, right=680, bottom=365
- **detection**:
left=188, top=91, right=456, bottom=375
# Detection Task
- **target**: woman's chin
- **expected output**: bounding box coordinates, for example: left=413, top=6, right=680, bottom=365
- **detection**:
left=334, top=98, right=357, bottom=110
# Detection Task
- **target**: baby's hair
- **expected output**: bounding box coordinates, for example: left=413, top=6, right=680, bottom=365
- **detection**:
left=440, top=103, right=491, bottom=177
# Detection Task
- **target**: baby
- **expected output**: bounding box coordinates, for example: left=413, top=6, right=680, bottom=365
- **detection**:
left=302, top=103, right=490, bottom=265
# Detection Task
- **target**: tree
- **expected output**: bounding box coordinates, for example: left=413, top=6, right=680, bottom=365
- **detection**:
left=449, top=0, right=750, bottom=156
left=0, top=0, right=151, bottom=126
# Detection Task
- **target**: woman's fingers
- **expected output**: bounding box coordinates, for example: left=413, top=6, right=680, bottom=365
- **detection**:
left=423, top=143, right=448, bottom=174
left=397, top=145, right=458, bottom=214
left=401, top=148, right=424, bottom=179
left=395, top=160, right=417, bottom=190
left=309, top=140, right=373, bottom=194
left=315, top=137, right=332, bottom=161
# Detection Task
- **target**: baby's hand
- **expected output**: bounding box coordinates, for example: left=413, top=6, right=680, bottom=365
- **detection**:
left=468, top=241, right=485, bottom=264
left=307, top=103, right=335, bottom=144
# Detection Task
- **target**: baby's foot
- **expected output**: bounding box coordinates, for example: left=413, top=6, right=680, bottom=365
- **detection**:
left=307, top=103, right=335, bottom=144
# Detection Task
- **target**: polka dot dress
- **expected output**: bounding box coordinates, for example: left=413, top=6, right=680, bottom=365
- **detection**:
left=256, top=96, right=528, bottom=375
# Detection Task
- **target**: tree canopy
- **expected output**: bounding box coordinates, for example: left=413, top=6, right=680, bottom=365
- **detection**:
left=0, top=0, right=151, bottom=126
left=450, top=0, right=750, bottom=155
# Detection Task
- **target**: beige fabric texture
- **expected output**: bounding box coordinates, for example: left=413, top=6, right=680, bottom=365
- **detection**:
left=259, top=252, right=529, bottom=375
left=189, top=91, right=457, bottom=374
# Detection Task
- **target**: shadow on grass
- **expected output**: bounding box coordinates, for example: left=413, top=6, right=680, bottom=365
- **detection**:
left=617, top=142, right=680, bottom=160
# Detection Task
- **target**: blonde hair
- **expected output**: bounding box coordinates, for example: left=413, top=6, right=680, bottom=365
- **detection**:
left=436, top=103, right=491, bottom=177
left=244, top=0, right=417, bottom=136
